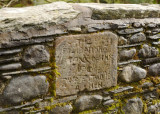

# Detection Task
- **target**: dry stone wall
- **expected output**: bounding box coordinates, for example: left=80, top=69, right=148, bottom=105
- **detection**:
left=0, top=2, right=160, bottom=114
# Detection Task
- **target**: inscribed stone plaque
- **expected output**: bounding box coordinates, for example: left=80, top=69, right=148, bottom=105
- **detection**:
left=55, top=32, right=118, bottom=96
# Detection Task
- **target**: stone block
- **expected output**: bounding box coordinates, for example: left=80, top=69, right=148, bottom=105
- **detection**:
left=138, top=44, right=159, bottom=58
left=22, top=45, right=50, bottom=68
left=119, top=65, right=146, bottom=83
left=119, top=49, right=136, bottom=61
left=123, top=98, right=143, bottom=114
left=3, top=75, right=49, bottom=104
left=130, top=33, right=146, bottom=43
left=48, top=104, right=73, bottom=114
left=55, top=32, right=118, bottom=96
left=74, top=95, right=102, bottom=112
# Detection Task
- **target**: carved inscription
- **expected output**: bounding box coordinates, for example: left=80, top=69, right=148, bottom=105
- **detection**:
left=55, top=32, right=118, bottom=96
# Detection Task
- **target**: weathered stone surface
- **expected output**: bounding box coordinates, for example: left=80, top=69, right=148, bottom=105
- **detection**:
left=146, top=30, right=152, bottom=34
left=0, top=2, right=79, bottom=44
left=2, top=76, right=12, bottom=80
left=130, top=33, right=146, bottom=43
left=87, top=110, right=102, bottom=114
left=147, top=23, right=157, bottom=28
left=118, top=43, right=142, bottom=48
left=118, top=24, right=129, bottom=29
left=138, top=44, right=159, bottom=58
left=48, top=104, right=73, bottom=114
left=103, top=96, right=111, bottom=101
left=152, top=28, right=160, bottom=33
left=123, top=98, right=143, bottom=114
left=87, top=23, right=111, bottom=32
left=56, top=32, right=118, bottom=96
left=148, top=34, right=160, bottom=39
left=133, top=22, right=141, bottom=28
left=2, top=66, right=51, bottom=76
left=0, top=57, right=21, bottom=64
left=79, top=4, right=160, bottom=20
left=21, top=106, right=34, bottom=111
left=22, top=45, right=50, bottom=68
left=148, top=63, right=160, bottom=76
left=0, top=99, right=43, bottom=113
left=38, top=95, right=77, bottom=110
left=143, top=91, right=159, bottom=100
left=109, top=86, right=133, bottom=94
left=117, top=28, right=143, bottom=35
left=118, top=60, right=141, bottom=66
left=68, top=27, right=81, bottom=32
left=119, top=65, right=146, bottom=83
left=119, top=49, right=136, bottom=61
left=148, top=103, right=160, bottom=114
left=1, top=36, right=55, bottom=48
left=74, top=95, right=102, bottom=111
left=3, top=75, right=49, bottom=104
left=0, top=63, right=21, bottom=71
left=142, top=57, right=160, bottom=65
left=118, top=36, right=127, bottom=46
left=103, top=99, right=115, bottom=106
left=0, top=49, right=22, bottom=56
left=140, top=82, right=153, bottom=88
left=153, top=41, right=160, bottom=45
left=0, top=80, right=6, bottom=94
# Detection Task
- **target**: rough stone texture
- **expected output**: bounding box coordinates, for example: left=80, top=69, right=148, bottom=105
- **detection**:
left=133, top=22, right=141, bottom=28
left=118, top=36, right=127, bottom=46
left=130, top=33, right=146, bottom=43
left=118, top=24, right=129, bottom=29
left=22, top=45, right=50, bottom=68
left=56, top=32, right=118, bottom=96
left=0, top=2, right=79, bottom=45
left=148, top=63, right=160, bottom=76
left=118, top=60, right=141, bottom=66
left=0, top=99, right=43, bottom=112
left=119, top=65, right=146, bottom=83
left=0, top=63, right=21, bottom=71
left=109, top=86, right=133, bottom=94
left=48, top=104, right=73, bottom=114
left=140, top=82, right=153, bottom=88
left=117, top=28, right=143, bottom=35
left=38, top=95, right=77, bottom=111
left=142, top=57, right=160, bottom=65
left=2, top=76, right=12, bottom=80
left=103, top=96, right=111, bottom=101
left=87, top=23, right=111, bottom=32
left=143, top=91, right=159, bottom=100
left=147, top=23, right=157, bottom=28
left=138, top=44, right=159, bottom=58
left=0, top=36, right=55, bottom=49
left=119, top=49, right=136, bottom=61
left=123, top=98, right=143, bottom=114
left=0, top=2, right=160, bottom=49
left=0, top=80, right=6, bottom=94
left=87, top=110, right=102, bottom=114
left=148, top=34, right=160, bottom=39
left=79, top=4, right=160, bottom=20
left=118, top=43, right=142, bottom=48
left=103, top=99, right=115, bottom=106
left=1, top=66, right=51, bottom=76
left=74, top=95, right=102, bottom=112
left=0, top=57, right=21, bottom=64
left=1, top=2, right=160, bottom=113
left=151, top=28, right=160, bottom=34
left=148, top=103, right=160, bottom=114
left=3, top=75, right=49, bottom=104
left=0, top=49, right=22, bottom=56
